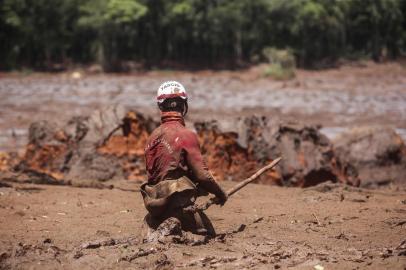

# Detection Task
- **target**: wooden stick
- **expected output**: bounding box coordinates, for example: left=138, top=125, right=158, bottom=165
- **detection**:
left=185, top=157, right=282, bottom=213
left=227, top=157, right=282, bottom=197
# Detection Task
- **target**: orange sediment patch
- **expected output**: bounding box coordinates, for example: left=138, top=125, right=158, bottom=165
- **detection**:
left=197, top=126, right=280, bottom=184
left=22, top=144, right=67, bottom=180
left=0, top=152, right=12, bottom=172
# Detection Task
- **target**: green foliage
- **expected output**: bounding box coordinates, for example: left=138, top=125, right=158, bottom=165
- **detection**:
left=79, top=0, right=147, bottom=27
left=263, top=63, right=295, bottom=80
left=262, top=47, right=295, bottom=80
left=1, top=0, right=81, bottom=69
left=345, top=0, right=404, bottom=60
left=0, top=0, right=405, bottom=70
left=77, top=0, right=147, bottom=71
left=263, top=47, right=295, bottom=69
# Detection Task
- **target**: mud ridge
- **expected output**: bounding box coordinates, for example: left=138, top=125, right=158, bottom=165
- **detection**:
left=0, top=106, right=370, bottom=188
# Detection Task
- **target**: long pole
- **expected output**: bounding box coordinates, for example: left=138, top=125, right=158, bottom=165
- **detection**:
left=185, top=157, right=282, bottom=213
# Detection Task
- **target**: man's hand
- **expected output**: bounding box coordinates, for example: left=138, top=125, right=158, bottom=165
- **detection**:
left=215, top=188, right=228, bottom=206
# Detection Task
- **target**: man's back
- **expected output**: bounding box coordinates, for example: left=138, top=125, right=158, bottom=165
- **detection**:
left=145, top=112, right=191, bottom=184
left=144, top=110, right=227, bottom=202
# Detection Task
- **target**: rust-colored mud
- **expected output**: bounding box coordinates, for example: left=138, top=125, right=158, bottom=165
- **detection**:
left=98, top=111, right=151, bottom=180
left=22, top=144, right=67, bottom=180
left=195, top=121, right=281, bottom=184
left=0, top=153, right=13, bottom=172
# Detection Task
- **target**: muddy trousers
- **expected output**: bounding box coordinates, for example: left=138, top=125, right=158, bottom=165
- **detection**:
left=141, top=177, right=216, bottom=236
left=143, top=189, right=216, bottom=236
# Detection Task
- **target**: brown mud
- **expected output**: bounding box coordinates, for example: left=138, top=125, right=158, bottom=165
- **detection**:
left=0, top=181, right=405, bottom=269
left=1, top=61, right=406, bottom=152
left=0, top=62, right=406, bottom=269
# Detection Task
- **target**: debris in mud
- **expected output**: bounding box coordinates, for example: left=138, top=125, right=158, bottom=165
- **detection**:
left=144, top=217, right=183, bottom=244
left=314, top=264, right=324, bottom=270
left=79, top=236, right=138, bottom=250
left=143, top=217, right=209, bottom=246
left=183, top=255, right=238, bottom=268
left=334, top=126, right=406, bottom=187
left=43, top=238, right=52, bottom=244
left=152, top=253, right=174, bottom=270
left=4, top=105, right=156, bottom=186
left=119, top=247, right=158, bottom=262
left=80, top=238, right=117, bottom=249
left=196, top=116, right=359, bottom=186
left=253, top=217, right=264, bottom=223
left=72, top=250, right=83, bottom=259
left=304, top=181, right=342, bottom=192
left=335, top=232, right=352, bottom=241
left=71, top=236, right=139, bottom=260
left=0, top=107, right=385, bottom=188
left=11, top=241, right=65, bottom=261
left=396, top=240, right=406, bottom=256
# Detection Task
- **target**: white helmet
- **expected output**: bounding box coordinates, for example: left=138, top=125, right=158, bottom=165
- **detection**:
left=157, top=81, right=187, bottom=104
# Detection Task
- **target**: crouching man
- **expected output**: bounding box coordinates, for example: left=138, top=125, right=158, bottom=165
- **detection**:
left=141, top=81, right=227, bottom=237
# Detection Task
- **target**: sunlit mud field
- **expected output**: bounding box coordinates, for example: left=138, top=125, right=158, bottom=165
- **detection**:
left=1, top=62, right=405, bottom=152
left=0, top=62, right=406, bottom=269
left=1, top=181, right=405, bottom=269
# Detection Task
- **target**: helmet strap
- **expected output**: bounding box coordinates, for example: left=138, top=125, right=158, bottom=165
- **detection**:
left=158, top=102, right=164, bottom=111
left=182, top=100, right=188, bottom=117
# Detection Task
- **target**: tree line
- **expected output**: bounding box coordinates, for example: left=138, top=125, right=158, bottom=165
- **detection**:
left=1, top=0, right=405, bottom=71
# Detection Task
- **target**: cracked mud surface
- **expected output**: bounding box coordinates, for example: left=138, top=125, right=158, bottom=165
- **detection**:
left=1, top=181, right=405, bottom=269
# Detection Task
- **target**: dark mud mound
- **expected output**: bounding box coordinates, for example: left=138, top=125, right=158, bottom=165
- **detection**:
left=334, top=126, right=406, bottom=187
left=196, top=116, right=359, bottom=187
left=1, top=108, right=359, bottom=187
left=6, top=105, right=157, bottom=186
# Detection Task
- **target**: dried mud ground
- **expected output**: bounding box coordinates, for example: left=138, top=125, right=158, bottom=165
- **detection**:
left=1, top=181, right=405, bottom=269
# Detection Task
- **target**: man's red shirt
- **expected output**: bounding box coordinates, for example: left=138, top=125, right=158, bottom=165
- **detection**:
left=144, top=111, right=224, bottom=198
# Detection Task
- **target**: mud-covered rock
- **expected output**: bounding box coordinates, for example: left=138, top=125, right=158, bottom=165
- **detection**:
left=65, top=153, right=122, bottom=182
left=245, top=117, right=359, bottom=187
left=17, top=121, right=70, bottom=180
left=6, top=109, right=360, bottom=187
left=12, top=105, right=158, bottom=185
left=334, top=126, right=406, bottom=187
left=195, top=116, right=359, bottom=187
left=194, top=120, right=268, bottom=182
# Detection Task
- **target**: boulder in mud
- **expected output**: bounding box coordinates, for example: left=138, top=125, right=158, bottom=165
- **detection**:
left=334, top=126, right=406, bottom=187
left=195, top=116, right=359, bottom=187
left=16, top=120, right=71, bottom=180
left=13, top=105, right=158, bottom=185
left=7, top=108, right=359, bottom=188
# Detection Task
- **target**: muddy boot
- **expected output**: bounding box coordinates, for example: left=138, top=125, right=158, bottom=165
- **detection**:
left=173, top=209, right=216, bottom=236
left=194, top=210, right=216, bottom=237
left=193, top=211, right=208, bottom=235
left=141, top=213, right=163, bottom=243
